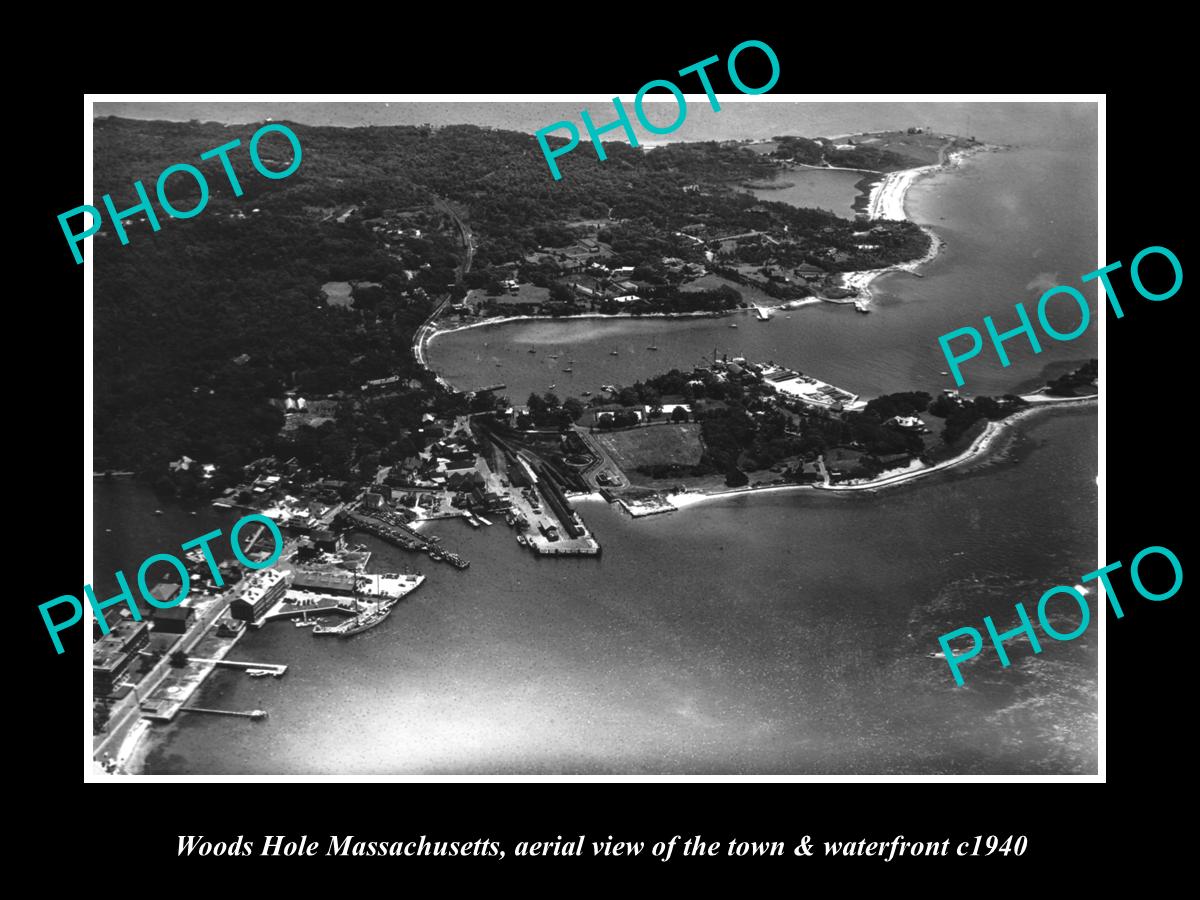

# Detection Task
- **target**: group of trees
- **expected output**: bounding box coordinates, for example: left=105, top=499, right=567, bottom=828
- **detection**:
left=92, top=115, right=946, bottom=485
left=1046, top=359, right=1098, bottom=396
left=521, top=392, right=584, bottom=428
left=929, top=393, right=1028, bottom=445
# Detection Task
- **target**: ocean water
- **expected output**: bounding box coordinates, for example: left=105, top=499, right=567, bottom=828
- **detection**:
left=92, top=102, right=1099, bottom=774
left=118, top=405, right=1096, bottom=775
left=427, top=122, right=1098, bottom=402
left=747, top=168, right=867, bottom=219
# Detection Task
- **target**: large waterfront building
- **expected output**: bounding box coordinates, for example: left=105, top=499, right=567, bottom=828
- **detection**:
left=229, top=569, right=288, bottom=622
left=93, top=619, right=151, bottom=695
left=290, top=568, right=357, bottom=594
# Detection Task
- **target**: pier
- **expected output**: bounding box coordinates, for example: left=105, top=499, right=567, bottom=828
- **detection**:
left=182, top=707, right=268, bottom=720
left=187, top=657, right=288, bottom=676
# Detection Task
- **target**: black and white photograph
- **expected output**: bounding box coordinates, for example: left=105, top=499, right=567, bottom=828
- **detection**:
left=82, top=96, right=1101, bottom=777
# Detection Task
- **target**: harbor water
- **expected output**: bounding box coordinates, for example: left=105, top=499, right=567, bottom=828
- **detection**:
left=93, top=102, right=1099, bottom=774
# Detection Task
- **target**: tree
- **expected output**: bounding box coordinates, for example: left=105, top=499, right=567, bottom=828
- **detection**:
left=671, top=406, right=690, bottom=423
left=725, top=466, right=749, bottom=487
left=169, top=650, right=190, bottom=667
left=563, top=397, right=585, bottom=422
left=93, top=701, right=110, bottom=734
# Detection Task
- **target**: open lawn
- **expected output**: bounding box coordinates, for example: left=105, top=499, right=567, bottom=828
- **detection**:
left=595, top=423, right=704, bottom=472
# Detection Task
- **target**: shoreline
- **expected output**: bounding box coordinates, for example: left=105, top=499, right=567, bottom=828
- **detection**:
left=832, top=146, right=977, bottom=305
left=664, top=394, right=1096, bottom=510
left=414, top=140, right=990, bottom=375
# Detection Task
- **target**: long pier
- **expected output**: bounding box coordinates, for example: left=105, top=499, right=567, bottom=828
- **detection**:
left=182, top=707, right=268, bottom=719
left=188, top=657, right=288, bottom=676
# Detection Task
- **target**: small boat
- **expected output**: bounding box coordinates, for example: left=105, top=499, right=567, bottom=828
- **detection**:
left=647, top=344, right=659, bottom=350
left=941, top=371, right=949, bottom=376
left=728, top=323, right=738, bottom=329
left=609, top=349, right=619, bottom=356
left=581, top=390, right=592, bottom=396
left=562, top=368, right=573, bottom=373
left=548, top=383, right=556, bottom=389
left=154, top=509, right=164, bottom=516
left=528, top=348, right=537, bottom=354
left=246, top=668, right=275, bottom=677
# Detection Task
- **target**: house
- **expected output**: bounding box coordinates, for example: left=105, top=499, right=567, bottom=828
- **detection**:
left=151, top=604, right=194, bottom=635
left=885, top=415, right=926, bottom=431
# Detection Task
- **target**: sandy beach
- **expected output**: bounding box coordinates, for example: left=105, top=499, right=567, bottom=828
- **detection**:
left=666, top=395, right=1096, bottom=510
left=834, top=149, right=974, bottom=305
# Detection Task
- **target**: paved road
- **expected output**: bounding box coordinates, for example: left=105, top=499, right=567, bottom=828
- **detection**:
left=93, top=591, right=234, bottom=761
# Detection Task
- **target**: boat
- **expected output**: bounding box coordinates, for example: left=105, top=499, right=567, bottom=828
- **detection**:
left=528, top=348, right=537, bottom=353
left=154, top=509, right=164, bottom=516
left=940, top=371, right=950, bottom=376
left=562, top=368, right=573, bottom=373
left=548, top=383, right=556, bottom=389
left=581, top=390, right=592, bottom=396
left=337, top=604, right=393, bottom=637
left=728, top=323, right=738, bottom=329
left=609, top=349, right=619, bottom=356
left=246, top=668, right=276, bottom=677
left=647, top=345, right=659, bottom=350
left=293, top=619, right=315, bottom=628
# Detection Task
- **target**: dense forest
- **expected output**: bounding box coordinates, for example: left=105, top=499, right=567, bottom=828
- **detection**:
left=91, top=117, right=928, bottom=477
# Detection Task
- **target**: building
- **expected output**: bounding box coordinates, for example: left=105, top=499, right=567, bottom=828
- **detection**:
left=151, top=605, right=194, bottom=635
left=290, top=568, right=357, bottom=594
left=229, top=569, right=288, bottom=622
left=312, top=529, right=339, bottom=553
left=93, top=619, right=151, bottom=695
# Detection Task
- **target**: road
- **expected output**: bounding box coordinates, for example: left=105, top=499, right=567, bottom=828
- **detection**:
left=92, top=588, right=235, bottom=762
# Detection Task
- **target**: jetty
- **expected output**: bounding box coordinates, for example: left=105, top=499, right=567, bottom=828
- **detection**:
left=182, top=707, right=268, bottom=720
left=187, top=657, right=288, bottom=677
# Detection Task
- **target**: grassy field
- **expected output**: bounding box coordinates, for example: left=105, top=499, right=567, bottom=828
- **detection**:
left=679, top=272, right=779, bottom=306
left=595, top=423, right=704, bottom=472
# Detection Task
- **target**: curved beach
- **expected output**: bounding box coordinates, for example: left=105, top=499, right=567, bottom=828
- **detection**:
left=835, top=149, right=972, bottom=303
left=666, top=394, right=1096, bottom=510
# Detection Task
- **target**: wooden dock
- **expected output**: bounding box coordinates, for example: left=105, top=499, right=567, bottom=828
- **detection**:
left=182, top=707, right=268, bottom=720
left=188, top=657, right=288, bottom=676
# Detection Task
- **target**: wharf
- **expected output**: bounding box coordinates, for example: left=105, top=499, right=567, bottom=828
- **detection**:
left=187, top=657, right=288, bottom=676
left=182, top=707, right=268, bottom=720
